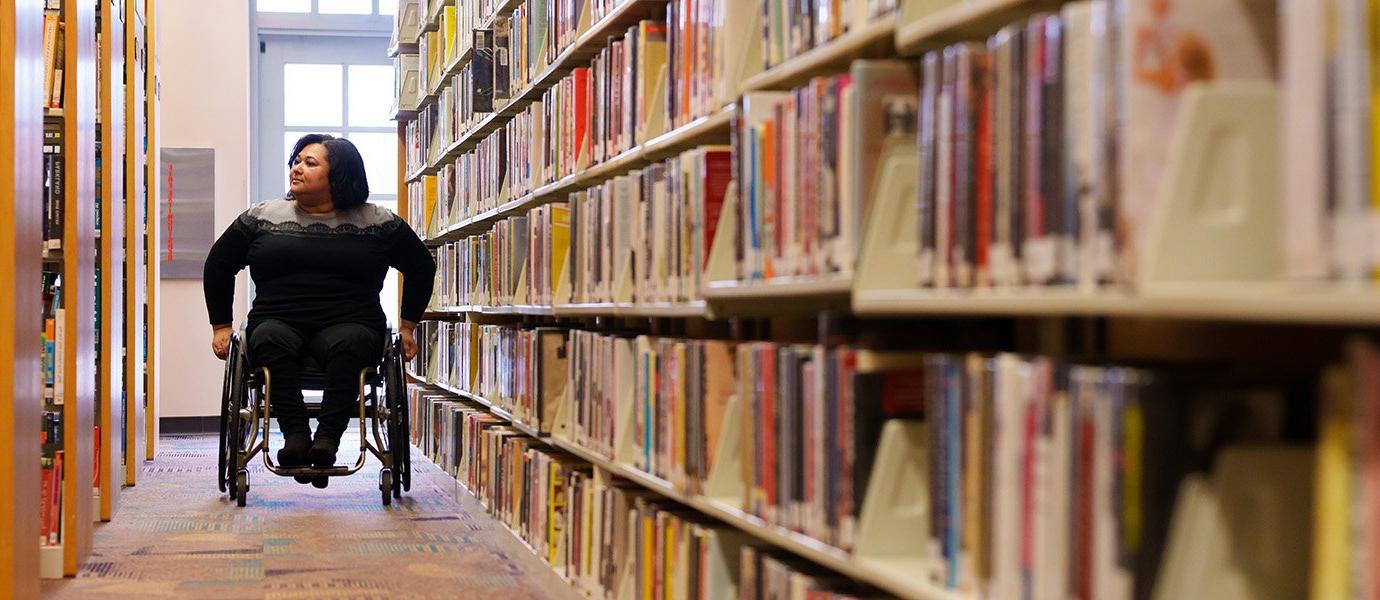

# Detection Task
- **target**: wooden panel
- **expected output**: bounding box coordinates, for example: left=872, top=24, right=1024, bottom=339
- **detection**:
left=397, top=121, right=407, bottom=313
left=0, top=0, right=46, bottom=596
left=98, top=0, right=126, bottom=520
left=144, top=0, right=158, bottom=461
left=61, top=0, right=97, bottom=576
left=123, top=0, right=146, bottom=486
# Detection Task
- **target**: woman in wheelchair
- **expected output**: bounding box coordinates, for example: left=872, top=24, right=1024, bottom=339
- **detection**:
left=203, top=134, right=435, bottom=489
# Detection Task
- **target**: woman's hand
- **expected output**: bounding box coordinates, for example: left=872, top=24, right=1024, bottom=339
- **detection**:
left=211, top=325, right=233, bottom=360
left=400, top=321, right=419, bottom=361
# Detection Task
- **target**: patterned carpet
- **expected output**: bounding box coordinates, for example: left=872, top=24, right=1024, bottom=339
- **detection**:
left=41, top=433, right=580, bottom=600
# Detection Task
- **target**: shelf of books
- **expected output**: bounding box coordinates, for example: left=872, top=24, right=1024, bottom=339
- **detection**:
left=122, top=0, right=150, bottom=488
left=397, top=0, right=1380, bottom=598
left=33, top=0, right=100, bottom=579
left=141, top=0, right=159, bottom=463
left=95, top=0, right=127, bottom=523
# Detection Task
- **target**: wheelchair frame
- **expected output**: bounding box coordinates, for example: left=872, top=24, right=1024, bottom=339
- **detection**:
left=217, top=327, right=412, bottom=507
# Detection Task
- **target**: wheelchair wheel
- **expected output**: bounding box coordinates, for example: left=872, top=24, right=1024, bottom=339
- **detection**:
left=385, top=334, right=410, bottom=495
left=380, top=468, right=392, bottom=506
left=235, top=470, right=248, bottom=507
left=217, top=350, right=233, bottom=493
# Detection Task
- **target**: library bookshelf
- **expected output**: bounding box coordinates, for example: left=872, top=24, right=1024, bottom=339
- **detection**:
left=97, top=0, right=124, bottom=522
left=395, top=0, right=1380, bottom=599
left=0, top=0, right=156, bottom=592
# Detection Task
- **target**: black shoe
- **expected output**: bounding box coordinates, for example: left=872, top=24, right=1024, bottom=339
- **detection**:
left=278, top=433, right=315, bottom=485
left=311, top=476, right=330, bottom=489
left=309, top=434, right=341, bottom=468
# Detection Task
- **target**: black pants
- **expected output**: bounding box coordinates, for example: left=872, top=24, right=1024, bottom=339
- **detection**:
left=246, top=319, right=384, bottom=440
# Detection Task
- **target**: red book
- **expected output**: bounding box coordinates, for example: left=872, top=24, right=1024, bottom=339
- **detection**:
left=573, top=67, right=591, bottom=167
left=700, top=149, right=733, bottom=268
left=762, top=345, right=777, bottom=521
left=50, top=450, right=64, bottom=545
left=93, top=424, right=100, bottom=491
left=974, top=53, right=993, bottom=287
left=1076, top=411, right=1095, bottom=599
left=39, top=461, right=52, bottom=544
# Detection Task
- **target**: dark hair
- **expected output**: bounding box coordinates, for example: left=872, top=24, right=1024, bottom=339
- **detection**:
left=288, top=133, right=370, bottom=209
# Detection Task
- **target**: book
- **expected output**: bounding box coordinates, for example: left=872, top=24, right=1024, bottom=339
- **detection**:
left=473, top=29, right=495, bottom=113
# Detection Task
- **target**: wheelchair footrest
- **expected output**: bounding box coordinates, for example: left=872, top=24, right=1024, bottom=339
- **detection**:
left=275, top=465, right=355, bottom=477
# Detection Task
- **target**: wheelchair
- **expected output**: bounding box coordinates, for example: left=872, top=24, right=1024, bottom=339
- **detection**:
left=217, top=325, right=412, bottom=507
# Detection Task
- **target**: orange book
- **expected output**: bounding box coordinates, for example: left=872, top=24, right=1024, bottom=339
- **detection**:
left=49, top=450, right=63, bottom=545
left=761, top=120, right=777, bottom=279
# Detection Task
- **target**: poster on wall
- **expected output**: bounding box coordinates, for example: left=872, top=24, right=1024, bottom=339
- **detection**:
left=158, top=147, right=215, bottom=279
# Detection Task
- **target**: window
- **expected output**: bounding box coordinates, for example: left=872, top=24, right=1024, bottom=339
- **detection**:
left=256, top=0, right=396, bottom=16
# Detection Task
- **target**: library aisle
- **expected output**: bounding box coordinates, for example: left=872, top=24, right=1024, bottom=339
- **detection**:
left=40, top=433, right=579, bottom=599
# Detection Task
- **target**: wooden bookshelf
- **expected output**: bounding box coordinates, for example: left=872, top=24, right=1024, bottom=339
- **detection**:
left=143, top=0, right=159, bottom=461
left=123, top=0, right=147, bottom=487
left=0, top=0, right=46, bottom=596
left=58, top=0, right=98, bottom=576
left=97, top=0, right=127, bottom=521
left=739, top=14, right=898, bottom=92
left=893, top=0, right=1066, bottom=55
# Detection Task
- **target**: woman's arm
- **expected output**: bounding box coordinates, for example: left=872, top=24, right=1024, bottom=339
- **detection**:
left=203, top=219, right=253, bottom=329
left=386, top=220, right=437, bottom=328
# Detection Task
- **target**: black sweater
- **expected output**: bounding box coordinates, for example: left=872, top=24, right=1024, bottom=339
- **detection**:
left=203, top=199, right=436, bottom=330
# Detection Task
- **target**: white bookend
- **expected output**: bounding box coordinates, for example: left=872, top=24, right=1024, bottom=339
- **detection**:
left=494, top=175, right=511, bottom=211
left=39, top=544, right=63, bottom=579
left=897, top=0, right=963, bottom=33
left=721, top=1, right=764, bottom=98
left=548, top=386, right=572, bottom=442
left=512, top=259, right=530, bottom=307
left=398, top=0, right=422, bottom=44
left=575, top=0, right=592, bottom=41
left=703, top=529, right=751, bottom=598
left=613, top=248, right=635, bottom=305
left=853, top=135, right=920, bottom=297
left=702, top=180, right=738, bottom=288
left=701, top=393, right=744, bottom=505
left=640, top=64, right=669, bottom=144
left=854, top=420, right=929, bottom=587
left=1138, top=82, right=1282, bottom=293
left=1152, top=445, right=1313, bottom=600
left=613, top=337, right=638, bottom=466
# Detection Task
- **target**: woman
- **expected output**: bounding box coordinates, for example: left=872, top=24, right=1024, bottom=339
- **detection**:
left=203, top=134, right=435, bottom=488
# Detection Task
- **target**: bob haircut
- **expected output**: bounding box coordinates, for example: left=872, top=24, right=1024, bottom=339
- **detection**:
left=287, top=133, right=370, bottom=209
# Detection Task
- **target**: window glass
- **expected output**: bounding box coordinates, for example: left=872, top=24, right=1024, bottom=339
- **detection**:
left=319, top=0, right=372, bottom=14
left=257, top=0, right=310, bottom=13
left=284, top=64, right=344, bottom=127
left=346, top=132, right=399, bottom=197
left=347, top=65, right=395, bottom=127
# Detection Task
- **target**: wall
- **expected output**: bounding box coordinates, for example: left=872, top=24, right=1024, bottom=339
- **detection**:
left=157, top=0, right=250, bottom=418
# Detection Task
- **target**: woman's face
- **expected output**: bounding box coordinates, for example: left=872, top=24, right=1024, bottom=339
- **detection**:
left=289, top=143, right=330, bottom=200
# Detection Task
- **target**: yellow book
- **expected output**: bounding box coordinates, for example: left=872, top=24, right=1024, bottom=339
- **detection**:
left=443, top=5, right=455, bottom=65
left=1310, top=365, right=1353, bottom=600
left=423, top=174, right=438, bottom=237
left=673, top=342, right=686, bottom=486
left=549, top=203, right=570, bottom=296
left=641, top=511, right=654, bottom=600
left=635, top=21, right=668, bottom=140
left=1372, top=0, right=1380, bottom=280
